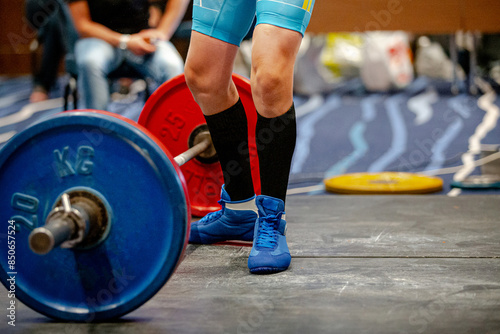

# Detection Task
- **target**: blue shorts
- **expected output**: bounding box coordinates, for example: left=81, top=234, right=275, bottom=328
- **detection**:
left=192, top=0, right=315, bottom=46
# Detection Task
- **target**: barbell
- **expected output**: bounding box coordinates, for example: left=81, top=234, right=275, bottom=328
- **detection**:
left=139, top=73, right=261, bottom=216
left=27, top=122, right=215, bottom=256
left=0, top=73, right=260, bottom=322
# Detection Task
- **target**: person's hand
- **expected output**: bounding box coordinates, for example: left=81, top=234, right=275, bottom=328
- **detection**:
left=126, top=34, right=157, bottom=56
left=138, top=29, right=168, bottom=43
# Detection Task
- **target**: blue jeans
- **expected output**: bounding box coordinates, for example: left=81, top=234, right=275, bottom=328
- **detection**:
left=74, top=38, right=184, bottom=110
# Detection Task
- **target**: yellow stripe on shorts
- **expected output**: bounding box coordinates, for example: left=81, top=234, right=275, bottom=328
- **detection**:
left=302, top=0, right=310, bottom=10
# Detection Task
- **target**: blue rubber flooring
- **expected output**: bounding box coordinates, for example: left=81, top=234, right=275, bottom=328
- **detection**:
left=1, top=75, right=499, bottom=196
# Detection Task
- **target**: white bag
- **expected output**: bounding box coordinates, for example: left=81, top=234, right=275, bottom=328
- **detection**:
left=361, top=31, right=414, bottom=91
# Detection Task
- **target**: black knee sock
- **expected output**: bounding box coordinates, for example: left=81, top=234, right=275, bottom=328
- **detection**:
left=256, top=104, right=296, bottom=203
left=204, top=99, right=255, bottom=201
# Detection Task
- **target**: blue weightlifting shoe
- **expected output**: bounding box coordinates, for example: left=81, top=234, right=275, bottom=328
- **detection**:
left=189, top=186, right=257, bottom=244
left=248, top=195, right=291, bottom=274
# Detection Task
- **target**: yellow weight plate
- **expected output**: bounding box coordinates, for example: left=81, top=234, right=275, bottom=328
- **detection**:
left=324, top=172, right=443, bottom=194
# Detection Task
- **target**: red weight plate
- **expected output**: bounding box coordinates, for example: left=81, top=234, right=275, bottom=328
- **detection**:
left=139, top=74, right=261, bottom=217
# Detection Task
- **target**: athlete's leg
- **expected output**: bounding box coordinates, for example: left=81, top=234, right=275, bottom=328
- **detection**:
left=251, top=24, right=302, bottom=118
left=248, top=25, right=300, bottom=273
left=185, top=32, right=240, bottom=116
left=248, top=0, right=315, bottom=274
left=252, top=24, right=301, bottom=202
left=185, top=0, right=258, bottom=244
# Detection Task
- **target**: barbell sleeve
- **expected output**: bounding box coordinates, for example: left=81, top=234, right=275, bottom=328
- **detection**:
left=28, top=194, right=89, bottom=255
left=174, top=136, right=212, bottom=166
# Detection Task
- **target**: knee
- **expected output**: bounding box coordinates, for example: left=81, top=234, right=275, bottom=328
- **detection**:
left=185, top=57, right=239, bottom=114
left=251, top=65, right=288, bottom=113
left=75, top=49, right=105, bottom=76
left=252, top=67, right=283, bottom=97
left=74, top=38, right=112, bottom=73
left=183, top=62, right=201, bottom=94
left=184, top=61, right=222, bottom=100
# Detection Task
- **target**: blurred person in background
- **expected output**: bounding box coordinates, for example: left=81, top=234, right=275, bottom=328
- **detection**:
left=68, top=0, right=188, bottom=110
left=25, top=0, right=77, bottom=102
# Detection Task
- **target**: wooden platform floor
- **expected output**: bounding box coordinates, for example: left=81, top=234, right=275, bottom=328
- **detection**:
left=2, top=195, right=499, bottom=333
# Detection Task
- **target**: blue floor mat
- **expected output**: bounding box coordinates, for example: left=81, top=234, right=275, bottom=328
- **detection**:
left=291, top=77, right=500, bottom=195
left=1, top=75, right=499, bottom=196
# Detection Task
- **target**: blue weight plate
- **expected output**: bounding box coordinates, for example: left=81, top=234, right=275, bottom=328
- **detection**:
left=0, top=110, right=189, bottom=321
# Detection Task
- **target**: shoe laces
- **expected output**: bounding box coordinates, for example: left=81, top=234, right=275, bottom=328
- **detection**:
left=255, top=213, right=280, bottom=249
left=200, top=200, right=224, bottom=224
